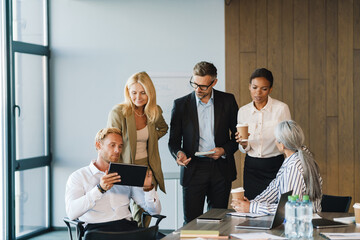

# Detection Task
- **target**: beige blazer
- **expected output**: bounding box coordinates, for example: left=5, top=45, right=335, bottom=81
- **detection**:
left=107, top=104, right=168, bottom=193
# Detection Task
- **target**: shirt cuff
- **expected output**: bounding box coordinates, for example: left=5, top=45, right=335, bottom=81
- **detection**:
left=144, top=188, right=158, bottom=202
left=249, top=201, right=258, bottom=214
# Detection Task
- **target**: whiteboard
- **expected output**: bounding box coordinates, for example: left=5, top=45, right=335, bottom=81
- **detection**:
left=149, top=72, right=193, bottom=174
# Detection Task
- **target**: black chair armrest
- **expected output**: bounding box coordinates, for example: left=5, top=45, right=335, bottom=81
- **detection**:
left=63, top=217, right=85, bottom=240
left=141, top=212, right=167, bottom=227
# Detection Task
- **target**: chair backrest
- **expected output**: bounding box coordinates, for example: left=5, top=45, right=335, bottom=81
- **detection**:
left=321, top=194, right=352, bottom=212
left=83, top=225, right=158, bottom=240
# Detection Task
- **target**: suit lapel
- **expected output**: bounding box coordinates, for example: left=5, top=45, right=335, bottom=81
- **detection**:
left=213, top=90, right=221, bottom=139
left=126, top=114, right=137, bottom=163
left=190, top=92, right=200, bottom=149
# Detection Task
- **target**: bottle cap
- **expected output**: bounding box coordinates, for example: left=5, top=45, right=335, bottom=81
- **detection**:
left=293, top=194, right=299, bottom=200
left=303, top=195, right=310, bottom=201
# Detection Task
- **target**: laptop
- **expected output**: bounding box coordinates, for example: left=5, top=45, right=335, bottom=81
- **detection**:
left=235, top=190, right=293, bottom=230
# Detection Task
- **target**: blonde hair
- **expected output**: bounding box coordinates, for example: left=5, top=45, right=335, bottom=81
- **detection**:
left=95, top=127, right=122, bottom=149
left=121, top=71, right=159, bottom=123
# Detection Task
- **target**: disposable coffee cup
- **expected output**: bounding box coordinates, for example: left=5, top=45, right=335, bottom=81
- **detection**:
left=236, top=123, right=248, bottom=140
left=354, top=203, right=360, bottom=226
left=231, top=187, right=245, bottom=200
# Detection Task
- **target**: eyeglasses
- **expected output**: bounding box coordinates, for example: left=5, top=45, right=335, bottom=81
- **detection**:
left=189, top=76, right=215, bottom=91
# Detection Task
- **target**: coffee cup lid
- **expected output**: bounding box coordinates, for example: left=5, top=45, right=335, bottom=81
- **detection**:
left=231, top=187, right=244, bottom=193
left=236, top=123, right=248, bottom=127
left=353, top=203, right=360, bottom=208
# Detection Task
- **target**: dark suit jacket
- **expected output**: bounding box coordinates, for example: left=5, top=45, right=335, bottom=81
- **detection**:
left=168, top=89, right=239, bottom=187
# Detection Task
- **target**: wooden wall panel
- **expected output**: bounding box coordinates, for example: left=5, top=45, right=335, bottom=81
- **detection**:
left=354, top=0, right=360, bottom=49
left=225, top=0, right=240, bottom=104
left=294, top=0, right=309, bottom=79
left=256, top=0, right=268, bottom=68
left=326, top=117, right=339, bottom=194
left=326, top=0, right=338, bottom=117
left=225, top=0, right=360, bottom=204
left=239, top=0, right=256, bottom=52
left=338, top=0, right=354, bottom=198
left=354, top=50, right=360, bottom=204
left=293, top=80, right=309, bottom=143
left=267, top=0, right=283, bottom=100
left=309, top=0, right=326, bottom=192
left=240, top=53, right=256, bottom=106
left=281, top=0, right=294, bottom=114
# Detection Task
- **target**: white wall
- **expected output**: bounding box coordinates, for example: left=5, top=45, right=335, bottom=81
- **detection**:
left=50, top=0, right=225, bottom=227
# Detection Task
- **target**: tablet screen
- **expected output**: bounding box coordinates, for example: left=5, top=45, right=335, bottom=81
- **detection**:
left=108, top=163, right=147, bottom=187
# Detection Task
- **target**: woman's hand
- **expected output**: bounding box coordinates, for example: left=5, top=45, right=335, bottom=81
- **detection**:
left=231, top=197, right=250, bottom=213
left=143, top=169, right=154, bottom=191
left=235, top=132, right=250, bottom=148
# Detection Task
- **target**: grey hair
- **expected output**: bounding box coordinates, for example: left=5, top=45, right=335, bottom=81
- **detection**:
left=274, top=120, right=322, bottom=201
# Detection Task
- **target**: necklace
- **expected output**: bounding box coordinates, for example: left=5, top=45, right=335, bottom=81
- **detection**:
left=134, top=110, right=145, bottom=117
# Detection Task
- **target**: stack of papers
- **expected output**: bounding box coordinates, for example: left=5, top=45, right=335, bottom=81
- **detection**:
left=333, top=216, right=356, bottom=224
left=180, top=230, right=220, bottom=238
left=230, top=232, right=286, bottom=239
left=320, top=232, right=360, bottom=239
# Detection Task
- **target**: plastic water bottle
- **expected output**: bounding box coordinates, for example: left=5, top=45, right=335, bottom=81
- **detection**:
left=285, top=196, right=297, bottom=239
left=301, top=195, right=313, bottom=239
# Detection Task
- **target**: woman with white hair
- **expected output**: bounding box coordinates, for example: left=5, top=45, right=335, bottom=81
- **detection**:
left=231, top=120, right=322, bottom=214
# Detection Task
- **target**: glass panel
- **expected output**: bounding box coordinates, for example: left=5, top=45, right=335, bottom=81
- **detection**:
left=12, top=0, right=47, bottom=45
left=0, top=0, right=7, bottom=238
left=15, top=167, right=48, bottom=237
left=14, top=53, right=48, bottom=160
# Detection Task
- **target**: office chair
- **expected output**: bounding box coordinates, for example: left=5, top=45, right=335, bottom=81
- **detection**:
left=63, top=212, right=166, bottom=240
left=321, top=194, right=352, bottom=212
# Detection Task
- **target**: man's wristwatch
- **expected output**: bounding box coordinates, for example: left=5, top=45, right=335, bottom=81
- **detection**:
left=97, top=183, right=107, bottom=194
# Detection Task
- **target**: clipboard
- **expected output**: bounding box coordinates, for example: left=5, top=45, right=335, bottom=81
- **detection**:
left=108, top=162, right=147, bottom=187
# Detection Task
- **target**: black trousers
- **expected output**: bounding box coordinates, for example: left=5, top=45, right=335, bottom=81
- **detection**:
left=243, top=154, right=284, bottom=200
left=85, top=219, right=139, bottom=232
left=182, top=158, right=231, bottom=225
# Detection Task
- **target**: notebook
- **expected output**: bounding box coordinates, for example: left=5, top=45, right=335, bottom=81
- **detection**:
left=312, top=218, right=348, bottom=228
left=235, top=190, right=293, bottom=230
left=108, top=162, right=147, bottom=187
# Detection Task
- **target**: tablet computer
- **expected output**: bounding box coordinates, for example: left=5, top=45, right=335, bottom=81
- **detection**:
left=108, top=162, right=147, bottom=187
left=312, top=218, right=348, bottom=228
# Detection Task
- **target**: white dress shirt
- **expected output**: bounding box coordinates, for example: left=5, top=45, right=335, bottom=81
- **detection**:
left=237, top=96, right=291, bottom=158
left=249, top=152, right=322, bottom=214
left=65, top=161, right=161, bottom=224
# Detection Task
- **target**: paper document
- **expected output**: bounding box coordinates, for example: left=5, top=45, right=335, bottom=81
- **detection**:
left=227, top=212, right=268, bottom=218
left=230, top=232, right=286, bottom=239
left=320, top=232, right=360, bottom=240
left=332, top=216, right=356, bottom=224
left=195, top=151, right=216, bottom=156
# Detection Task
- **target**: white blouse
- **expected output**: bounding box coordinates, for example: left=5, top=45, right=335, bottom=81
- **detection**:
left=237, top=96, right=291, bottom=158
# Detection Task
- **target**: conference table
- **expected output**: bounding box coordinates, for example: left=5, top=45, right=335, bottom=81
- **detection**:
left=162, top=208, right=359, bottom=239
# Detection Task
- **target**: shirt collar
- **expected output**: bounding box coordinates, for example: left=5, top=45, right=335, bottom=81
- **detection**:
left=251, top=96, right=273, bottom=113
left=195, top=89, right=214, bottom=107
left=89, top=160, right=103, bottom=175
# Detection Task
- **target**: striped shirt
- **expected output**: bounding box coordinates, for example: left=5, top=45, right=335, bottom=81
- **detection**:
left=249, top=152, right=322, bottom=215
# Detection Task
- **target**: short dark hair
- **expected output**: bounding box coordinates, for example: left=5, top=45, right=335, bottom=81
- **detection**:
left=193, top=61, right=217, bottom=79
left=250, top=68, right=274, bottom=88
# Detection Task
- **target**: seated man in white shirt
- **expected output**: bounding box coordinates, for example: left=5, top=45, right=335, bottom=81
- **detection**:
left=65, top=127, right=161, bottom=233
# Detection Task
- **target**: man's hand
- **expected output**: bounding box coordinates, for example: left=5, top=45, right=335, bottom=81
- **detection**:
left=207, top=147, right=225, bottom=160
left=176, top=151, right=191, bottom=167
left=231, top=197, right=250, bottom=213
left=99, top=170, right=121, bottom=191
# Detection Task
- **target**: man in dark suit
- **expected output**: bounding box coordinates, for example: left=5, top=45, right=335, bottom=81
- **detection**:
left=168, top=61, right=238, bottom=224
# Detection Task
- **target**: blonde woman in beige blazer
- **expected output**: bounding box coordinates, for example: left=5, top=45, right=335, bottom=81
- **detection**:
left=107, top=71, right=168, bottom=226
